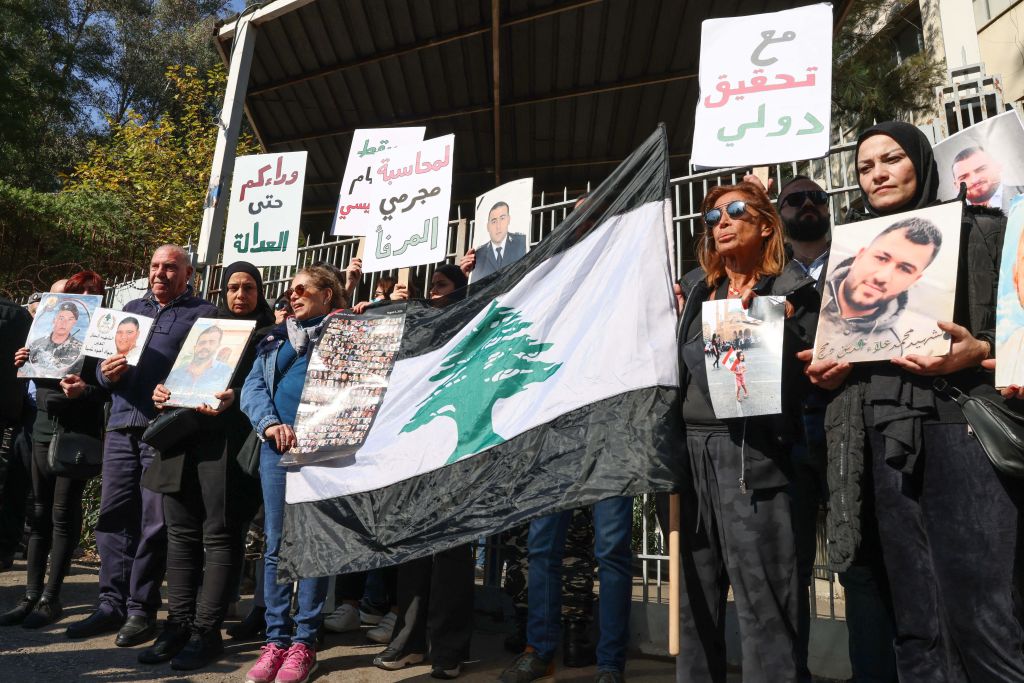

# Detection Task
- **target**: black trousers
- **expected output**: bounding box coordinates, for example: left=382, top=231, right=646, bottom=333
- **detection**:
left=0, top=419, right=32, bottom=557
left=675, top=431, right=798, bottom=683
left=389, top=545, right=474, bottom=668
left=869, top=422, right=1024, bottom=682
left=335, top=566, right=397, bottom=604
left=25, top=439, right=87, bottom=600
left=163, top=450, right=251, bottom=631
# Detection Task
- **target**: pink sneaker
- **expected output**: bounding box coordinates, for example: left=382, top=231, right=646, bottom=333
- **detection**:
left=245, top=643, right=288, bottom=683
left=275, top=643, right=317, bottom=683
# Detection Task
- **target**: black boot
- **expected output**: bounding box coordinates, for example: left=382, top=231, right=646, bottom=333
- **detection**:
left=171, top=627, right=224, bottom=671
left=22, top=596, right=63, bottom=629
left=0, top=596, right=38, bottom=626
left=137, top=620, right=190, bottom=663
left=116, top=614, right=157, bottom=647
left=226, top=605, right=265, bottom=640
left=562, top=619, right=596, bottom=668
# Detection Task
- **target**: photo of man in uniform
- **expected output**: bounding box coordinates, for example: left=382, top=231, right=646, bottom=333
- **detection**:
left=163, top=325, right=233, bottom=404
left=817, top=216, right=944, bottom=360
left=951, top=146, right=1024, bottom=213
left=24, top=301, right=84, bottom=377
left=472, top=201, right=528, bottom=280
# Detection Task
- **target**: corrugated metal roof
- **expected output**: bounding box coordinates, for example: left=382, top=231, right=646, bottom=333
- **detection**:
left=216, top=0, right=849, bottom=237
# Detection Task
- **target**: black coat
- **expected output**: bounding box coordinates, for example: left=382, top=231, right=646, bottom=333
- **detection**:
left=0, top=299, right=30, bottom=424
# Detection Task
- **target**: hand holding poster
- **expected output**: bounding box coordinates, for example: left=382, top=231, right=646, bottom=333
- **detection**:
left=332, top=127, right=426, bottom=237
left=18, top=294, right=102, bottom=379
left=813, top=203, right=962, bottom=363
left=222, top=152, right=307, bottom=267
left=691, top=3, right=832, bottom=167
left=470, top=178, right=534, bottom=284
left=161, top=318, right=257, bottom=409
left=701, top=297, right=785, bottom=419
left=933, top=110, right=1024, bottom=212
left=81, top=308, right=154, bottom=365
left=996, top=203, right=1024, bottom=388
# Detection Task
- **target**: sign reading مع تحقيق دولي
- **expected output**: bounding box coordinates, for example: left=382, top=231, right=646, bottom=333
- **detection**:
left=222, top=151, right=307, bottom=268
left=331, top=127, right=426, bottom=238
left=690, top=3, right=832, bottom=168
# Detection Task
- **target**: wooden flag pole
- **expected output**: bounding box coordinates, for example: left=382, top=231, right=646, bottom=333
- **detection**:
left=355, top=237, right=366, bottom=260
left=668, top=492, right=681, bottom=656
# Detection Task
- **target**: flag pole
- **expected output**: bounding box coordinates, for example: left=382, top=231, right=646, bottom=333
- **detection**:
left=668, top=492, right=680, bottom=656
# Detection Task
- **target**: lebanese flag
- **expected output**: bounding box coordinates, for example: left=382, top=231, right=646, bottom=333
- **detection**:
left=721, top=346, right=739, bottom=370
left=279, top=127, right=684, bottom=578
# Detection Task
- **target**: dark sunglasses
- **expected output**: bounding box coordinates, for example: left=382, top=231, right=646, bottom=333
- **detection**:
left=703, top=200, right=754, bottom=228
left=273, top=300, right=290, bottom=311
left=781, top=190, right=829, bottom=208
left=284, top=283, right=319, bottom=299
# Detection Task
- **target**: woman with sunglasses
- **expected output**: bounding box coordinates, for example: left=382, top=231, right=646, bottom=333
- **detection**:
left=672, top=181, right=817, bottom=682
left=240, top=266, right=348, bottom=683
left=802, top=121, right=1024, bottom=681
left=272, top=295, right=292, bottom=325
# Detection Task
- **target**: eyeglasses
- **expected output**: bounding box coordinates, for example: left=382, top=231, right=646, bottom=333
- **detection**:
left=273, top=300, right=290, bottom=311
left=285, top=283, right=319, bottom=299
left=781, top=190, right=829, bottom=208
left=703, top=200, right=755, bottom=228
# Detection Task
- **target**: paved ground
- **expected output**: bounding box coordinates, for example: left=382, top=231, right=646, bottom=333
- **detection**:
left=0, top=559, right=686, bottom=682
left=703, top=344, right=781, bottom=419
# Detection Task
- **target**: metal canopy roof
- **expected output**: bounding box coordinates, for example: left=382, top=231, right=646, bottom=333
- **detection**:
left=214, top=0, right=849, bottom=237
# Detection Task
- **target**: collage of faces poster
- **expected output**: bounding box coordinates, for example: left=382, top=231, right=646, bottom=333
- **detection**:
left=813, top=202, right=962, bottom=363
left=161, top=318, right=257, bottom=409
left=469, top=178, right=534, bottom=284
left=286, top=308, right=406, bottom=466
left=997, top=202, right=1024, bottom=388
left=933, top=110, right=1024, bottom=211
left=701, top=297, right=785, bottom=419
left=81, top=308, right=154, bottom=366
left=18, top=293, right=102, bottom=379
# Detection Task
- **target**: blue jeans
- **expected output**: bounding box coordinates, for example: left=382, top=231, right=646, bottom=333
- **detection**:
left=261, top=443, right=329, bottom=647
left=527, top=497, right=633, bottom=672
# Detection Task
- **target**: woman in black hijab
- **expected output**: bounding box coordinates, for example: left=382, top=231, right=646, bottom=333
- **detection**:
left=141, top=262, right=274, bottom=671
left=803, top=121, right=1024, bottom=681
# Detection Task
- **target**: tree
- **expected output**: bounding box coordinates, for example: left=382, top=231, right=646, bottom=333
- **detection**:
left=402, top=302, right=563, bottom=464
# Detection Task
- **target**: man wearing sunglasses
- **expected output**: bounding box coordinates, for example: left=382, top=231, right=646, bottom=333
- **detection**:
left=778, top=177, right=831, bottom=289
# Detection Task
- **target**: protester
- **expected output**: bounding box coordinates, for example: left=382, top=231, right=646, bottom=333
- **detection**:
left=0, top=294, right=32, bottom=572
left=801, top=121, right=1024, bottom=681
left=775, top=176, right=898, bottom=683
left=138, top=261, right=273, bottom=670
left=272, top=294, right=292, bottom=325
left=240, top=265, right=347, bottom=683
left=1, top=271, right=107, bottom=629
left=65, top=246, right=218, bottom=646
left=667, top=181, right=817, bottom=683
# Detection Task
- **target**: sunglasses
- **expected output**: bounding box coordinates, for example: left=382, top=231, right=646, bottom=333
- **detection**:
left=781, top=190, right=829, bottom=208
left=703, top=200, right=755, bottom=228
left=285, top=283, right=319, bottom=299
left=273, top=300, right=290, bottom=311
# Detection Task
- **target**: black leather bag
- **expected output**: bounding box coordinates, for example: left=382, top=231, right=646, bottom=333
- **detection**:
left=142, top=407, right=203, bottom=455
left=47, top=429, right=102, bottom=480
left=934, top=379, right=1024, bottom=478
left=237, top=428, right=261, bottom=478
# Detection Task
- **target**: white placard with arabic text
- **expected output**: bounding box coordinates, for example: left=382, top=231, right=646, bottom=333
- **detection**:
left=691, top=3, right=833, bottom=168
left=359, top=133, right=455, bottom=273
left=332, top=127, right=427, bottom=237
left=223, top=151, right=307, bottom=267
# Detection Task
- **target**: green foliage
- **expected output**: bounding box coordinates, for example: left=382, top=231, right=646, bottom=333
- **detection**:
left=833, top=0, right=946, bottom=131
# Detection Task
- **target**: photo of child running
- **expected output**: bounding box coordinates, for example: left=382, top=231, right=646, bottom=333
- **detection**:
left=732, top=350, right=749, bottom=401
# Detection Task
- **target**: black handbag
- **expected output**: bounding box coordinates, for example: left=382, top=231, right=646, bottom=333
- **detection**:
left=47, top=428, right=102, bottom=480
left=934, top=379, right=1024, bottom=478
left=236, top=428, right=261, bottom=478
left=142, top=407, right=203, bottom=455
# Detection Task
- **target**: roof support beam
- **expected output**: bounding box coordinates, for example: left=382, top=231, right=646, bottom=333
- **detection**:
left=217, top=0, right=319, bottom=39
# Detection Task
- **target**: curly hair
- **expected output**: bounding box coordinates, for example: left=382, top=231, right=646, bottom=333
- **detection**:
left=697, top=182, right=786, bottom=286
left=294, top=265, right=348, bottom=310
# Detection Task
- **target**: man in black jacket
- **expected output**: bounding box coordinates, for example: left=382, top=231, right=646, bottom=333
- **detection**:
left=0, top=298, right=31, bottom=570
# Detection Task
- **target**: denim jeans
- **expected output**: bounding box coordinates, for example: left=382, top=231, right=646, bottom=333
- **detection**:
left=261, top=443, right=329, bottom=647
left=527, top=496, right=633, bottom=672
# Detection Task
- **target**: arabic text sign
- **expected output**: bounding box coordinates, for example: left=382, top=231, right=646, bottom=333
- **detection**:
left=359, top=134, right=456, bottom=273
left=81, top=307, right=154, bottom=366
left=691, top=3, right=832, bottom=167
left=332, top=127, right=427, bottom=237
left=223, top=152, right=307, bottom=267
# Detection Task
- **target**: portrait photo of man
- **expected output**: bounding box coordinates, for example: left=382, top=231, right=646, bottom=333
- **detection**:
left=815, top=206, right=961, bottom=363
left=24, top=300, right=86, bottom=377
left=163, top=324, right=234, bottom=403
left=951, top=146, right=1024, bottom=213
left=472, top=201, right=528, bottom=280
left=114, top=317, right=141, bottom=357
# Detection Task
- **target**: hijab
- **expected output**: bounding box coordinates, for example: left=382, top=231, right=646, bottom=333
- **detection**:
left=434, top=263, right=469, bottom=304
left=219, top=261, right=275, bottom=328
left=856, top=121, right=939, bottom=216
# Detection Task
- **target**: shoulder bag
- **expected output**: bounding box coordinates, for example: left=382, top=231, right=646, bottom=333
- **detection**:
left=47, top=428, right=102, bottom=480
left=934, top=378, right=1024, bottom=478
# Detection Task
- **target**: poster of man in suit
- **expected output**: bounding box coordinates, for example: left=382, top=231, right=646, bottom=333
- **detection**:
left=934, top=110, right=1024, bottom=213
left=470, top=177, right=534, bottom=283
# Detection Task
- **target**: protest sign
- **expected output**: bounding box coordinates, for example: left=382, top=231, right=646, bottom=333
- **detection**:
left=691, top=3, right=832, bottom=168
left=813, top=203, right=962, bottom=363
left=470, top=178, right=534, bottom=283
left=223, top=152, right=306, bottom=267
left=358, top=133, right=456, bottom=273
left=996, top=202, right=1024, bottom=388
left=332, top=127, right=427, bottom=237
left=933, top=110, right=1024, bottom=211
left=81, top=308, right=154, bottom=366
left=283, top=307, right=406, bottom=466
left=162, top=318, right=257, bottom=409
left=18, top=294, right=102, bottom=379
left=701, top=297, right=785, bottom=419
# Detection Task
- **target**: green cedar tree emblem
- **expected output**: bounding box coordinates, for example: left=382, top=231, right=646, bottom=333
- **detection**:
left=401, top=301, right=562, bottom=464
